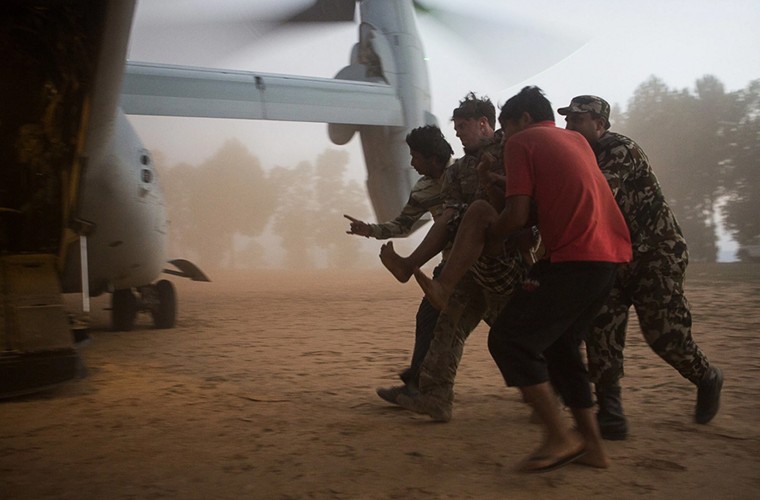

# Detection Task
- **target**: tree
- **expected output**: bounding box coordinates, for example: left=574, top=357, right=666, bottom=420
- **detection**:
left=312, top=150, right=372, bottom=268
left=269, top=149, right=374, bottom=268
left=618, top=75, right=735, bottom=261
left=154, top=158, right=199, bottom=262
left=720, top=80, right=760, bottom=249
left=157, top=139, right=277, bottom=270
left=269, top=161, right=318, bottom=269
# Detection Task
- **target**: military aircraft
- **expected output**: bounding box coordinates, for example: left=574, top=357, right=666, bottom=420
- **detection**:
left=2, top=0, right=589, bottom=397
left=0, top=0, right=451, bottom=397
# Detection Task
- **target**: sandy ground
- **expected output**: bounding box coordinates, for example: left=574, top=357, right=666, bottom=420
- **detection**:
left=1, top=263, right=759, bottom=499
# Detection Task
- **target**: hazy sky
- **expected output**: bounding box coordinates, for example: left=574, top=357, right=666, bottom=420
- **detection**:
left=128, top=0, right=760, bottom=177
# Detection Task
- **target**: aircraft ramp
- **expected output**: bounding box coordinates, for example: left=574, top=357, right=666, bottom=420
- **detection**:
left=0, top=254, right=79, bottom=398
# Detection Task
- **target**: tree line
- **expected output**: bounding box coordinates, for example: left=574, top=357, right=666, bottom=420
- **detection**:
left=615, top=75, right=759, bottom=261
left=155, top=75, right=760, bottom=269
left=155, top=142, right=374, bottom=270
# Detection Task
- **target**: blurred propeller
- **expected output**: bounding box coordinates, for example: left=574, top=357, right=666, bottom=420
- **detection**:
left=285, top=0, right=356, bottom=23
left=130, top=0, right=587, bottom=91
left=278, top=0, right=587, bottom=90
left=129, top=0, right=356, bottom=67
left=412, top=0, right=588, bottom=90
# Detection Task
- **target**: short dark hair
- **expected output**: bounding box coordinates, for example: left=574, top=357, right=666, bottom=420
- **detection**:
left=406, top=125, right=454, bottom=166
left=498, top=86, right=554, bottom=126
left=451, top=92, right=496, bottom=129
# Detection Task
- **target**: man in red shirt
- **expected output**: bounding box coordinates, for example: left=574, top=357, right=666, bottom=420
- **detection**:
left=410, top=86, right=631, bottom=473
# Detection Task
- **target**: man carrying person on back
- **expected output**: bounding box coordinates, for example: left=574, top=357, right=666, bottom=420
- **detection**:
left=377, top=92, right=529, bottom=421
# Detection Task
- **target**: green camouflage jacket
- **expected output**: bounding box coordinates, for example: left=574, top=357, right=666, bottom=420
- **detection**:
left=441, top=133, right=504, bottom=209
left=367, top=174, right=445, bottom=239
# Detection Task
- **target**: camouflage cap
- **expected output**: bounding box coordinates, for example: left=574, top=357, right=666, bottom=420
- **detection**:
left=557, top=95, right=611, bottom=128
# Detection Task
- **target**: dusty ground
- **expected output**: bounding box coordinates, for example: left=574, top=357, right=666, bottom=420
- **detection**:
left=1, top=263, right=759, bottom=499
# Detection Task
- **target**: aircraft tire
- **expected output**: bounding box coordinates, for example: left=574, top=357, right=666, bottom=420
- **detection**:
left=152, top=279, right=176, bottom=329
left=112, top=289, right=138, bottom=331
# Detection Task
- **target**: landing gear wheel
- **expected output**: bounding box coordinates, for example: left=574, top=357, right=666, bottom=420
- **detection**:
left=112, top=289, right=137, bottom=331
left=151, top=279, right=176, bottom=329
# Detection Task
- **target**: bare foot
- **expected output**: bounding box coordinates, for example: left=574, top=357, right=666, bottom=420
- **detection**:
left=574, top=440, right=611, bottom=469
left=413, top=268, right=451, bottom=311
left=569, top=409, right=611, bottom=469
left=379, top=242, right=413, bottom=283
left=517, top=434, right=586, bottom=473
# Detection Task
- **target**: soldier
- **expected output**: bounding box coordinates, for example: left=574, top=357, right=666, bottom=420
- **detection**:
left=377, top=92, right=529, bottom=421
left=558, top=95, right=724, bottom=439
left=345, top=124, right=453, bottom=393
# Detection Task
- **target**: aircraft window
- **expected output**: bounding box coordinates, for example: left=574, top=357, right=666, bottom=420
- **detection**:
left=141, top=168, right=153, bottom=183
left=140, top=153, right=150, bottom=166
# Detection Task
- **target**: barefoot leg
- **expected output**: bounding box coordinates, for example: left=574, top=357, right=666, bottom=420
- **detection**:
left=413, top=268, right=451, bottom=311
left=517, top=383, right=589, bottom=473
left=571, top=407, right=611, bottom=469
left=518, top=433, right=586, bottom=473
left=379, top=242, right=413, bottom=283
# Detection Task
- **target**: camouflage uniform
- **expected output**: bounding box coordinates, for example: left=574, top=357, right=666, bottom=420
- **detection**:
left=369, top=173, right=447, bottom=386
left=366, top=175, right=445, bottom=239
left=415, top=134, right=528, bottom=407
left=439, top=134, right=503, bottom=233
left=587, top=131, right=711, bottom=386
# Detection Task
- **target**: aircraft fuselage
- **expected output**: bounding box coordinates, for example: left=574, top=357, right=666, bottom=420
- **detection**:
left=1, top=0, right=176, bottom=396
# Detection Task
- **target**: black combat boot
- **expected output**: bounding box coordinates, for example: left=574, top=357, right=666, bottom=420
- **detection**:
left=595, top=384, right=628, bottom=440
left=695, top=365, right=723, bottom=424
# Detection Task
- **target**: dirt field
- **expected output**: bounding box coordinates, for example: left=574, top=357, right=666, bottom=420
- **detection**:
left=1, top=263, right=759, bottom=499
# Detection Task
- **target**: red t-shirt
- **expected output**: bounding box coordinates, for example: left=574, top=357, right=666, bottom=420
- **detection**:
left=504, top=121, right=632, bottom=263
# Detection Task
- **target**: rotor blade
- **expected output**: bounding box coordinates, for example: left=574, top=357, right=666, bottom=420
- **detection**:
left=129, top=19, right=275, bottom=67
left=130, top=1, right=357, bottom=67
left=414, top=1, right=588, bottom=89
left=285, top=0, right=356, bottom=23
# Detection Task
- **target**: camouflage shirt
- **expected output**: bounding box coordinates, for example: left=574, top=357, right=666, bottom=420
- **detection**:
left=441, top=133, right=504, bottom=209
left=367, top=174, right=445, bottom=239
left=594, top=131, right=686, bottom=256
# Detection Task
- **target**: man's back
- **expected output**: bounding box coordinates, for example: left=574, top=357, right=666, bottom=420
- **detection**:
left=595, top=131, right=685, bottom=255
left=505, top=122, right=631, bottom=264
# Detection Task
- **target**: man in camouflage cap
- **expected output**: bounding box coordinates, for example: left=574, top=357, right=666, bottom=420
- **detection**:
left=558, top=95, right=723, bottom=439
left=557, top=95, right=610, bottom=128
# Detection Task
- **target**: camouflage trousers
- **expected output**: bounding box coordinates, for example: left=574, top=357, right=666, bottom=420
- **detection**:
left=418, top=251, right=526, bottom=403
left=586, top=243, right=710, bottom=387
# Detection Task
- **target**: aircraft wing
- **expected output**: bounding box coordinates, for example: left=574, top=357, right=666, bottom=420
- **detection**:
left=120, top=61, right=404, bottom=126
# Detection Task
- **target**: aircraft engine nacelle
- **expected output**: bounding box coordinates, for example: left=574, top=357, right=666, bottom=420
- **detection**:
left=329, top=22, right=398, bottom=145
left=328, top=1, right=436, bottom=222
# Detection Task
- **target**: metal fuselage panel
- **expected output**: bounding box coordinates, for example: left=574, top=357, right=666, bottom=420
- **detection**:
left=63, top=110, right=168, bottom=295
left=63, top=0, right=169, bottom=295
